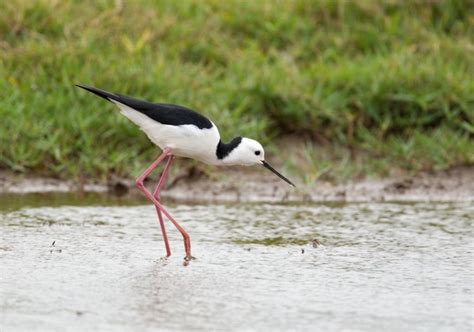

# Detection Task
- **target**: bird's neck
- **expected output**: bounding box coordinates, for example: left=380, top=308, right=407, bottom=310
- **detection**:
left=215, top=137, right=242, bottom=162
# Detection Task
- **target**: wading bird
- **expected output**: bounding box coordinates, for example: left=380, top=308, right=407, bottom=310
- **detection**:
left=76, top=85, right=295, bottom=261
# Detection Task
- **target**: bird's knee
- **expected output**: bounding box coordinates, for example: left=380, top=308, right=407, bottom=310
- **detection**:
left=135, top=179, right=144, bottom=189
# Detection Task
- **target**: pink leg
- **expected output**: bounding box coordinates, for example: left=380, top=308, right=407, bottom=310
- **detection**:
left=136, top=149, right=193, bottom=259
left=152, top=155, right=175, bottom=257
left=136, top=149, right=172, bottom=257
left=153, top=155, right=174, bottom=200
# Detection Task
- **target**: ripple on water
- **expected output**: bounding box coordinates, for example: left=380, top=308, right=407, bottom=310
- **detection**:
left=0, top=199, right=473, bottom=331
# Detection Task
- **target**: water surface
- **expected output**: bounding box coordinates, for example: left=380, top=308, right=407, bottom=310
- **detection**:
left=1, top=194, right=473, bottom=331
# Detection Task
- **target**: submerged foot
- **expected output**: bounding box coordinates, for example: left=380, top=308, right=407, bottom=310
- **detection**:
left=183, top=255, right=196, bottom=266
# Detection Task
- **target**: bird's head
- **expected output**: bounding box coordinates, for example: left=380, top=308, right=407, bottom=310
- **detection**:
left=222, top=137, right=295, bottom=187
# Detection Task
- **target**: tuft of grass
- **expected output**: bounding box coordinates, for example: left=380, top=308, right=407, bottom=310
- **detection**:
left=0, top=0, right=473, bottom=182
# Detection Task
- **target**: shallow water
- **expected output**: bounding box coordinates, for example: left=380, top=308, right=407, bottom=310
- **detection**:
left=1, top=193, right=473, bottom=331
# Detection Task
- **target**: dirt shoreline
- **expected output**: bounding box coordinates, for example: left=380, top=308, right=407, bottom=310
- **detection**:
left=1, top=166, right=473, bottom=203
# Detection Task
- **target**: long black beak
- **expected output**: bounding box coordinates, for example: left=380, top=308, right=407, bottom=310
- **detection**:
left=262, top=161, right=295, bottom=187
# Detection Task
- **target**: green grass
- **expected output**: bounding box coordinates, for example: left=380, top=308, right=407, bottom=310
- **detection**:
left=0, top=0, right=473, bottom=184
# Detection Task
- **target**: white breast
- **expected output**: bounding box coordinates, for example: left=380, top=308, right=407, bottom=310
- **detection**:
left=114, top=101, right=221, bottom=165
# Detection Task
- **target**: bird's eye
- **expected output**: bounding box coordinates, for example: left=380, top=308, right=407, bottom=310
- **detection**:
left=255, top=151, right=261, bottom=156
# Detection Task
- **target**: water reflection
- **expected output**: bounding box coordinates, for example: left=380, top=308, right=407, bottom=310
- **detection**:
left=0, top=197, right=472, bottom=331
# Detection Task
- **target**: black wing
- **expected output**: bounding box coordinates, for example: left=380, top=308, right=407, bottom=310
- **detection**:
left=76, top=85, right=213, bottom=129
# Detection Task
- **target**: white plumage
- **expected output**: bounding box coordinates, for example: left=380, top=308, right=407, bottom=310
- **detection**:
left=115, top=101, right=223, bottom=165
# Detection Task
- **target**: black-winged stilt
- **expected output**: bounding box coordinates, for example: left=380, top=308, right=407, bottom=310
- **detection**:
left=76, top=85, right=295, bottom=260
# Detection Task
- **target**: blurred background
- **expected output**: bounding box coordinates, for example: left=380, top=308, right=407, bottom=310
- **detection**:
left=1, top=0, right=472, bottom=185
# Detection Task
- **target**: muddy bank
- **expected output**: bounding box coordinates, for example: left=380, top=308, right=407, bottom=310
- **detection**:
left=158, top=166, right=474, bottom=202
left=0, top=166, right=473, bottom=202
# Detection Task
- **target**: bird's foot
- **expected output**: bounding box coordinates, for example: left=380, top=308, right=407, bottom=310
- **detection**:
left=184, top=255, right=196, bottom=261
left=183, top=255, right=196, bottom=266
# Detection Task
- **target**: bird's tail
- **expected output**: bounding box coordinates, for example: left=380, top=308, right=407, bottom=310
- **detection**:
left=75, top=84, right=118, bottom=103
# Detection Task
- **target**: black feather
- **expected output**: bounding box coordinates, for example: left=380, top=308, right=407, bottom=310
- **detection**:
left=216, top=137, right=242, bottom=159
left=75, top=85, right=213, bottom=129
